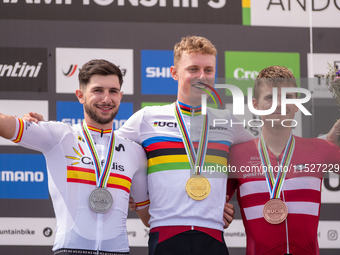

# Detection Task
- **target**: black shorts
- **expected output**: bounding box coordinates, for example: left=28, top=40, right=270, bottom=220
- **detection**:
left=148, top=230, right=229, bottom=255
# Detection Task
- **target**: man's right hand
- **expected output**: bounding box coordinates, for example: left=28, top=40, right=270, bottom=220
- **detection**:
left=129, top=197, right=137, bottom=211
left=23, top=112, right=45, bottom=123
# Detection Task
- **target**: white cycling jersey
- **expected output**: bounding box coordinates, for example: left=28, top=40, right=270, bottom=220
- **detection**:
left=116, top=102, right=253, bottom=231
left=11, top=118, right=149, bottom=253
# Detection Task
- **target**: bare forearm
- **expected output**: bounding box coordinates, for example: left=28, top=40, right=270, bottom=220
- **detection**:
left=0, top=113, right=16, bottom=139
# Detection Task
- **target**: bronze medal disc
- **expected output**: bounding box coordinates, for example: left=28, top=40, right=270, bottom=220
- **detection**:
left=88, top=188, right=113, bottom=213
left=263, top=199, right=288, bottom=224
left=185, top=176, right=211, bottom=201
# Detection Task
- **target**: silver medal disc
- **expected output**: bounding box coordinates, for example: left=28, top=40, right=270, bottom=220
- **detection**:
left=88, top=188, right=113, bottom=213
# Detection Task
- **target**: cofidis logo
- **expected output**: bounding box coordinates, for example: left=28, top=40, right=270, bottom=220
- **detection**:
left=225, top=51, right=300, bottom=96
left=56, top=101, right=133, bottom=130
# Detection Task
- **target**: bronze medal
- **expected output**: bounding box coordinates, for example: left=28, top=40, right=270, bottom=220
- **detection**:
left=263, top=199, right=288, bottom=224
left=185, top=176, right=211, bottom=201
left=88, top=188, right=113, bottom=213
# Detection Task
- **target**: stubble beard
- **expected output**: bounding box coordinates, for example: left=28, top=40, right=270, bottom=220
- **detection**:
left=84, top=103, right=119, bottom=125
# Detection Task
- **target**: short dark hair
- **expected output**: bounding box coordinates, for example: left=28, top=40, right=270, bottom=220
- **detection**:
left=254, top=66, right=297, bottom=100
left=78, top=59, right=123, bottom=89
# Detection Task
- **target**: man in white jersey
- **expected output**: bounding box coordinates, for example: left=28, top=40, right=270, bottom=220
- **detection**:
left=0, top=59, right=150, bottom=255
left=117, top=36, right=253, bottom=255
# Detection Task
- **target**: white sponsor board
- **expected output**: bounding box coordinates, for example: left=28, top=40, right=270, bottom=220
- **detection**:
left=0, top=217, right=55, bottom=246
left=318, top=221, right=340, bottom=248
left=1, top=218, right=339, bottom=248
left=321, top=172, right=340, bottom=203
left=226, top=103, right=302, bottom=138
left=251, top=1, right=340, bottom=28
left=0, top=100, right=49, bottom=146
left=307, top=53, right=340, bottom=98
left=56, top=48, right=133, bottom=94
left=224, top=219, right=247, bottom=247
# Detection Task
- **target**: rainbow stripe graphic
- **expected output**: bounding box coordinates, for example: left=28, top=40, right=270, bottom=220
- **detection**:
left=142, top=136, right=229, bottom=175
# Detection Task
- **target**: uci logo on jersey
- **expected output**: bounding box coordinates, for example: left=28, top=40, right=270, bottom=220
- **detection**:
left=153, top=121, right=177, bottom=128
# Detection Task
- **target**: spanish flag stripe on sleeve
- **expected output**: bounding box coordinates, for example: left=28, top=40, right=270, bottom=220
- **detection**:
left=136, top=200, right=150, bottom=207
left=12, top=118, right=24, bottom=143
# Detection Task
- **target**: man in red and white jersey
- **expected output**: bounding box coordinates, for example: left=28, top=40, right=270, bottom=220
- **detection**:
left=227, top=66, right=340, bottom=255
left=0, top=59, right=150, bottom=255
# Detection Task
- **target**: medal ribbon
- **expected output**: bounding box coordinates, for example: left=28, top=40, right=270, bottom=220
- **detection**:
left=81, top=120, right=115, bottom=188
left=174, top=101, right=209, bottom=175
left=258, top=133, right=295, bottom=199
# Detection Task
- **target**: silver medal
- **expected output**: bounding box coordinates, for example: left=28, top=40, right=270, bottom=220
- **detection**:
left=88, top=188, right=113, bottom=213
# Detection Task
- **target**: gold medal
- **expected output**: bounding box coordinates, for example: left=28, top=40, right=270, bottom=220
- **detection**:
left=185, top=176, right=211, bottom=201
left=263, top=199, right=288, bottom=224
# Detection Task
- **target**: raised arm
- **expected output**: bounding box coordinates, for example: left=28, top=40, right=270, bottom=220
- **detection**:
left=0, top=113, right=17, bottom=139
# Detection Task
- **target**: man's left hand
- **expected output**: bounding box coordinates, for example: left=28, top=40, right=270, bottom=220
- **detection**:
left=223, top=195, right=235, bottom=229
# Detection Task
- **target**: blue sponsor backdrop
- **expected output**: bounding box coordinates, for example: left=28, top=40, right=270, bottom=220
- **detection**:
left=0, top=154, right=48, bottom=199
left=141, top=50, right=218, bottom=95
left=56, top=101, right=134, bottom=130
left=141, top=50, right=177, bottom=95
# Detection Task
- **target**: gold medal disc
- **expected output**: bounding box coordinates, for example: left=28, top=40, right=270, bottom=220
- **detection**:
left=185, top=176, right=211, bottom=201
left=263, top=199, right=288, bottom=224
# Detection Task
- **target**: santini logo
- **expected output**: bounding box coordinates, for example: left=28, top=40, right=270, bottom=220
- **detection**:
left=0, top=62, right=42, bottom=78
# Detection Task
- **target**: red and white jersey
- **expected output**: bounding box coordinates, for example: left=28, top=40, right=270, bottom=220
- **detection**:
left=227, top=136, right=340, bottom=255
left=11, top=118, right=149, bottom=253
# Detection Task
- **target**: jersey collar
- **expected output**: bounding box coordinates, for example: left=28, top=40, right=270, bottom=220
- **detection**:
left=177, top=101, right=202, bottom=116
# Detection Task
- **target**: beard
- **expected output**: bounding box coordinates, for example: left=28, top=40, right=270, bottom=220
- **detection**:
left=84, top=103, right=119, bottom=125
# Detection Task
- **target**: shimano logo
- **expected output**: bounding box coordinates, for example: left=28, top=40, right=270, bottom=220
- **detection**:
left=0, top=62, right=42, bottom=78
left=146, top=67, right=171, bottom=78
left=1, top=171, right=44, bottom=182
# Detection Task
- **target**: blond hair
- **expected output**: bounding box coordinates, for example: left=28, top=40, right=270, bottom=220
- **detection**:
left=173, top=36, right=217, bottom=67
